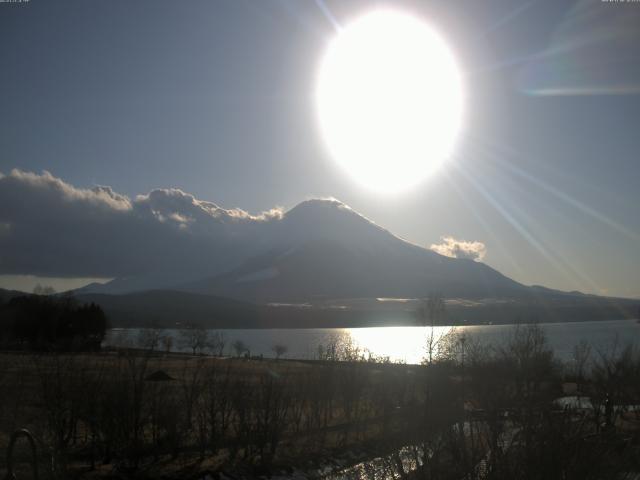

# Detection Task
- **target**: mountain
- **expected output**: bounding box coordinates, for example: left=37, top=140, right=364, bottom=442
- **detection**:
left=74, top=290, right=262, bottom=328
left=3, top=198, right=638, bottom=328
left=184, top=199, right=527, bottom=302
left=78, top=198, right=634, bottom=314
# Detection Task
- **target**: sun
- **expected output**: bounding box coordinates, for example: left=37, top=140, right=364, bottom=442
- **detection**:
left=316, top=10, right=464, bottom=193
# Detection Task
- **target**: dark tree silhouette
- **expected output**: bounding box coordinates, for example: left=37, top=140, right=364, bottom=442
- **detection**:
left=272, top=344, right=288, bottom=360
left=0, top=294, right=108, bottom=350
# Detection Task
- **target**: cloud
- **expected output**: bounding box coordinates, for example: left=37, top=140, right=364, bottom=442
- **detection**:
left=430, top=236, right=486, bottom=261
left=2, top=169, right=132, bottom=212
left=0, top=169, right=282, bottom=282
left=134, top=188, right=283, bottom=224
left=4, top=169, right=482, bottom=293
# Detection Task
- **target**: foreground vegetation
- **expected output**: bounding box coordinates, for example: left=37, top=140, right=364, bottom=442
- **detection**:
left=0, top=324, right=639, bottom=479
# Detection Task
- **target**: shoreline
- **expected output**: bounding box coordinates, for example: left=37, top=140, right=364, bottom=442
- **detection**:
left=107, top=316, right=639, bottom=330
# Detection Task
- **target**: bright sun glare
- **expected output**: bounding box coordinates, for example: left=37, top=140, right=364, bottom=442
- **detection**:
left=316, top=10, right=464, bottom=193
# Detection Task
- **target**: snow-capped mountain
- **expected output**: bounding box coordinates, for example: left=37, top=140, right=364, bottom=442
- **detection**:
left=181, top=198, right=526, bottom=302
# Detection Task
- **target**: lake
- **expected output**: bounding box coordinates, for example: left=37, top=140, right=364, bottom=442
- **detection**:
left=103, top=319, right=640, bottom=364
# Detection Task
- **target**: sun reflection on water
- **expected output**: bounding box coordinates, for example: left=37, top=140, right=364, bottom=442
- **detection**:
left=345, top=326, right=456, bottom=364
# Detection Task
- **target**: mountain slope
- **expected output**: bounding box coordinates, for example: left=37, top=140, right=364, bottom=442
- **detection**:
left=185, top=199, right=528, bottom=302
left=74, top=290, right=262, bottom=327
left=82, top=198, right=622, bottom=306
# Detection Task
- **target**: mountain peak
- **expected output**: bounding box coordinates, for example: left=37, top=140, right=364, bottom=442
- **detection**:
left=280, top=197, right=392, bottom=243
left=286, top=198, right=350, bottom=215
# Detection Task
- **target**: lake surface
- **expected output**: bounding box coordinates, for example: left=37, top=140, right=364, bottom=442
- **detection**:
left=104, top=319, right=640, bottom=364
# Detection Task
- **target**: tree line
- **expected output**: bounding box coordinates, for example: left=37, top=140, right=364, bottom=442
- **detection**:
left=0, top=294, right=108, bottom=351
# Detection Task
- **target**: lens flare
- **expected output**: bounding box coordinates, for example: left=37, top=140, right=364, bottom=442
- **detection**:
left=316, top=10, right=464, bottom=193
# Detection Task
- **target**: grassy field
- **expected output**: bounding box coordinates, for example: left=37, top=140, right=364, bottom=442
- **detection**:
left=1, top=325, right=640, bottom=479
left=0, top=350, right=429, bottom=479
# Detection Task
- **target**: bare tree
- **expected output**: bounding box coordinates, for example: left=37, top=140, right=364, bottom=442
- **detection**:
left=253, top=370, right=291, bottom=464
left=137, top=328, right=162, bottom=352
left=232, top=339, right=248, bottom=357
left=418, top=293, right=446, bottom=364
left=208, top=331, right=226, bottom=357
left=589, top=340, right=636, bottom=431
left=122, top=349, right=152, bottom=468
left=161, top=334, right=173, bottom=354
left=178, top=358, right=206, bottom=450
left=199, top=363, right=235, bottom=457
left=180, top=326, right=209, bottom=355
left=570, top=339, right=592, bottom=383
left=32, top=353, right=85, bottom=473
left=33, top=284, right=56, bottom=295
left=272, top=344, right=288, bottom=360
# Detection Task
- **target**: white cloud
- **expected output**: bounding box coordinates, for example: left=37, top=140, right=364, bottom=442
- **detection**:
left=0, top=169, right=282, bottom=279
left=430, top=236, right=486, bottom=261
left=1, top=169, right=492, bottom=292
left=6, top=169, right=132, bottom=211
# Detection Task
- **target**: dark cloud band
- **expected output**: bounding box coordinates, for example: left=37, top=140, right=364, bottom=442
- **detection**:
left=0, top=169, right=280, bottom=280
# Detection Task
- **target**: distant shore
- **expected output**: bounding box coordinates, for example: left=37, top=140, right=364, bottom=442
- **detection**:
left=107, top=300, right=639, bottom=329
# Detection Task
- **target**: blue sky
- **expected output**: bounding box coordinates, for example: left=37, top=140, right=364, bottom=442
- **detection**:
left=1, top=0, right=639, bottom=297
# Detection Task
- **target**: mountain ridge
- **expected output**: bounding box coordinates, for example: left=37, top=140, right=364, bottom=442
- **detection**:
left=1, top=287, right=637, bottom=329
left=71, top=198, right=623, bottom=308
left=180, top=198, right=528, bottom=302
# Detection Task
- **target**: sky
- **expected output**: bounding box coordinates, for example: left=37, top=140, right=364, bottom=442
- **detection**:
left=1, top=0, right=639, bottom=298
